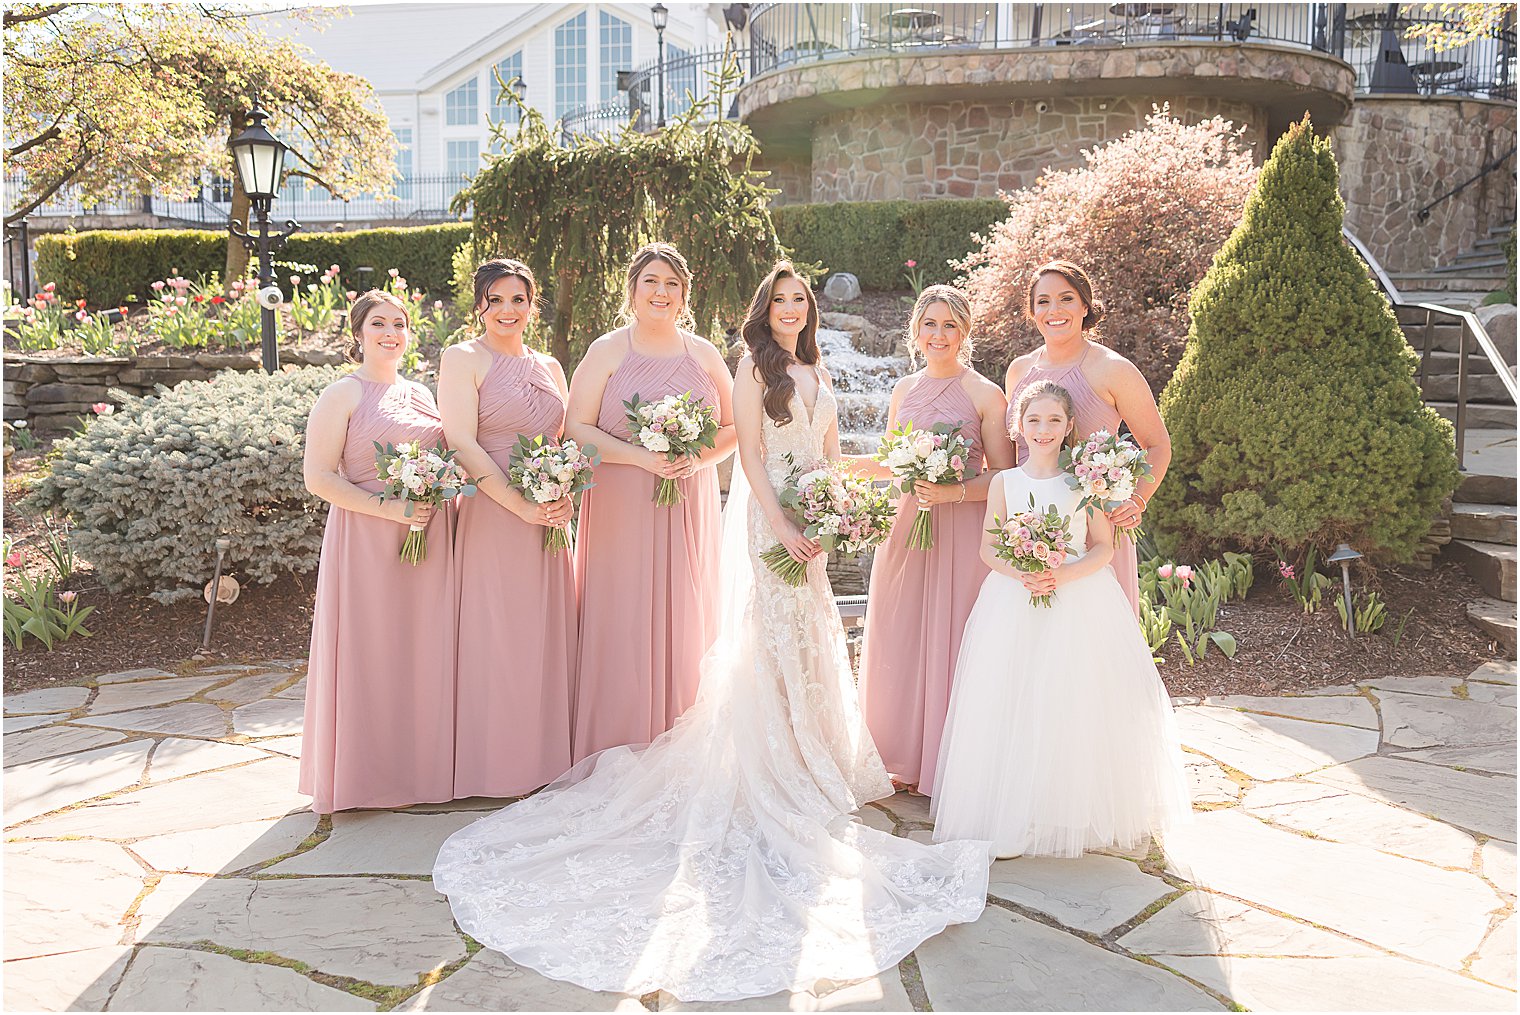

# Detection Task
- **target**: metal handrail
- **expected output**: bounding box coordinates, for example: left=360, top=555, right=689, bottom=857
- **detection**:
left=1417, top=147, right=1517, bottom=222
left=1343, top=227, right=1517, bottom=465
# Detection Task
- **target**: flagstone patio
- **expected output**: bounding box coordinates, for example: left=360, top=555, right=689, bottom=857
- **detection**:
left=4, top=659, right=1515, bottom=1011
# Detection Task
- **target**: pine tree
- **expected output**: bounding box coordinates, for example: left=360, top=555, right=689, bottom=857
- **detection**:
left=1148, top=117, right=1461, bottom=561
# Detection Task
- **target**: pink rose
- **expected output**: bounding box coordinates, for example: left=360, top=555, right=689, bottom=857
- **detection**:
left=1033, top=542, right=1050, bottom=561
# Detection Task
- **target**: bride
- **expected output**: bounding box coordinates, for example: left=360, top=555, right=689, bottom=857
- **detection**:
left=433, top=261, right=990, bottom=1002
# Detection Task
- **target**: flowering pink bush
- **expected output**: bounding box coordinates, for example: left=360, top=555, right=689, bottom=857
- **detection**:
left=958, top=109, right=1258, bottom=391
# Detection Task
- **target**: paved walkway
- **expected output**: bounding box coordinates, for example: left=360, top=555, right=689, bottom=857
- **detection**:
left=3, top=660, right=1515, bottom=1011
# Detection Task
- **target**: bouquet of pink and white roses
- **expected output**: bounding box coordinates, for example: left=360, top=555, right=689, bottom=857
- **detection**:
left=624, top=391, right=719, bottom=507
left=373, top=440, right=477, bottom=565
left=507, top=434, right=601, bottom=553
left=988, top=495, right=1074, bottom=608
left=1061, top=429, right=1152, bottom=539
left=875, top=421, right=975, bottom=550
left=759, top=456, right=897, bottom=587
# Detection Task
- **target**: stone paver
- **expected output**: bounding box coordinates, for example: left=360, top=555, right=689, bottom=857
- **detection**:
left=1376, top=690, right=1516, bottom=751
left=1202, top=693, right=1379, bottom=729
left=1241, top=781, right=1478, bottom=867
left=86, top=676, right=221, bottom=715
left=77, top=701, right=231, bottom=737
left=398, top=950, right=646, bottom=1011
left=3, top=725, right=127, bottom=767
left=13, top=756, right=307, bottom=839
left=1118, top=892, right=1380, bottom=958
left=915, top=905, right=1224, bottom=1011
left=5, top=841, right=144, bottom=960
left=3, top=946, right=133, bottom=1012
left=1165, top=809, right=1497, bottom=968
left=205, top=672, right=295, bottom=707
left=4, top=685, right=90, bottom=714
left=136, top=874, right=466, bottom=987
left=132, top=814, right=318, bottom=875
left=1307, top=755, right=1516, bottom=840
left=1482, top=838, right=1517, bottom=897
left=1172, top=706, right=1379, bottom=780
left=230, top=696, right=306, bottom=737
left=266, top=810, right=482, bottom=875
left=986, top=854, right=1171, bottom=935
left=657, top=973, right=910, bottom=1011
left=5, top=711, right=70, bottom=733
left=4, top=740, right=154, bottom=826
left=3, top=658, right=1516, bottom=1012
left=106, top=946, right=375, bottom=1011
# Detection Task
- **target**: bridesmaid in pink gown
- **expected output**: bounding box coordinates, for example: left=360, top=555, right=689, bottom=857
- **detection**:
left=564, top=243, right=737, bottom=762
left=853, top=286, right=1016, bottom=796
left=300, top=290, right=456, bottom=813
left=439, top=259, right=576, bottom=798
left=1003, top=260, right=1172, bottom=616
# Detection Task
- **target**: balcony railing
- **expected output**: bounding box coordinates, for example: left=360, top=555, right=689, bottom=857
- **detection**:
left=8, top=175, right=475, bottom=227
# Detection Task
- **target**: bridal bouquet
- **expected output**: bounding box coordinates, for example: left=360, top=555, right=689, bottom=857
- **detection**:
left=373, top=440, right=477, bottom=565
left=875, top=421, right=974, bottom=551
left=624, top=391, right=719, bottom=507
left=760, top=457, right=897, bottom=587
left=507, top=434, right=600, bottom=553
left=1061, top=429, right=1151, bottom=539
left=988, top=495, right=1073, bottom=608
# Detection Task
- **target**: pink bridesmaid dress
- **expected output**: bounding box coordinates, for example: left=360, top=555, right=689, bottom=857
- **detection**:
left=858, top=371, right=989, bottom=796
left=453, top=350, right=576, bottom=798
left=1007, top=346, right=1140, bottom=616
left=572, top=335, right=722, bottom=762
left=300, top=379, right=456, bottom=814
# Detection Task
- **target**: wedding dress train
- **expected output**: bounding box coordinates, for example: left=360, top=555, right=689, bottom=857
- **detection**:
left=433, top=382, right=990, bottom=1001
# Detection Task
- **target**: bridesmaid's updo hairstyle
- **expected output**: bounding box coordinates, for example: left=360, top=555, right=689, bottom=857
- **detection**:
left=740, top=260, right=820, bottom=427
left=346, top=289, right=409, bottom=363
left=1026, top=260, right=1106, bottom=331
left=906, top=284, right=975, bottom=368
left=471, top=257, right=538, bottom=328
left=1014, top=379, right=1079, bottom=451
left=620, top=242, right=696, bottom=332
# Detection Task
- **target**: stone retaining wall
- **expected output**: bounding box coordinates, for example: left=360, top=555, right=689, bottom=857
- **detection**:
left=3, top=349, right=345, bottom=432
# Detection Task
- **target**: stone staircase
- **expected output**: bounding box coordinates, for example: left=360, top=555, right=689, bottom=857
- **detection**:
left=1387, top=228, right=1516, bottom=656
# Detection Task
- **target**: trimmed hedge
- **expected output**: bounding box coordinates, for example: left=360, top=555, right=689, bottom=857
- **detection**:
left=771, top=198, right=1006, bottom=291
left=35, top=223, right=471, bottom=309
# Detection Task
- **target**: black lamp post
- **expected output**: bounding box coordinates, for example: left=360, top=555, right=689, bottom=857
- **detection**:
left=228, top=100, right=300, bottom=374
left=652, top=3, right=669, bottom=127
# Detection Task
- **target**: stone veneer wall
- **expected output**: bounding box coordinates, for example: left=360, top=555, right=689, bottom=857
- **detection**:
left=807, top=94, right=1267, bottom=203
left=1334, top=97, right=1517, bottom=275
left=3, top=349, right=346, bottom=432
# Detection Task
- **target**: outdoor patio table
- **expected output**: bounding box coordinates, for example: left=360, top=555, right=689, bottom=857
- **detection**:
left=883, top=8, right=942, bottom=32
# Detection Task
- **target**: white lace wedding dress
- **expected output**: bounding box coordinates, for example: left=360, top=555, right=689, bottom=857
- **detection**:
left=433, top=382, right=991, bottom=1002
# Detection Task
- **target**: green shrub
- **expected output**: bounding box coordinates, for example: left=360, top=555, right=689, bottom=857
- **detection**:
left=771, top=199, right=1005, bottom=292
left=36, top=223, right=471, bottom=309
left=25, top=366, right=344, bottom=602
left=1481, top=229, right=1516, bottom=305
left=1148, top=118, right=1462, bottom=562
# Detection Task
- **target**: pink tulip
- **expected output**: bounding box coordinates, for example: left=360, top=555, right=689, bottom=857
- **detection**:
left=905, top=260, right=917, bottom=268
left=43, top=282, right=56, bottom=292
left=151, top=281, right=166, bottom=291
left=58, top=590, right=77, bottom=604
left=91, top=402, right=114, bottom=415
left=388, top=268, right=400, bottom=277
left=5, top=550, right=22, bottom=568
left=1157, top=563, right=1174, bottom=579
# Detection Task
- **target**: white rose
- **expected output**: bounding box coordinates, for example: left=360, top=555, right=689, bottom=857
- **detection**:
left=555, top=466, right=575, bottom=483
left=643, top=432, right=671, bottom=453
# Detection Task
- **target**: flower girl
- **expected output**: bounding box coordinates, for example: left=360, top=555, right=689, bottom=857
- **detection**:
left=932, top=380, right=1190, bottom=859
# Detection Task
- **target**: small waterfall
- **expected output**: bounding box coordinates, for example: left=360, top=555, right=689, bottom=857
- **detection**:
left=815, top=327, right=908, bottom=455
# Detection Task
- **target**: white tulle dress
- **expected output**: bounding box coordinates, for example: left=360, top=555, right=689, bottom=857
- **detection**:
left=433, top=381, right=990, bottom=1002
left=931, top=467, right=1192, bottom=858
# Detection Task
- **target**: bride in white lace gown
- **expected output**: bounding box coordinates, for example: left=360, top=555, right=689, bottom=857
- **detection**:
left=433, top=262, right=990, bottom=1002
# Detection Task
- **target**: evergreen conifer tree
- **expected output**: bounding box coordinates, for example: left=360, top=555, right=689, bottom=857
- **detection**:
left=1148, top=117, right=1461, bottom=561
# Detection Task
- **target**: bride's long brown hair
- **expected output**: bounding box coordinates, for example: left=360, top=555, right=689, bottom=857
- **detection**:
left=740, top=260, right=820, bottom=426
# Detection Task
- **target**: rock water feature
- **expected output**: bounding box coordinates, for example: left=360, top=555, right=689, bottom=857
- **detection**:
left=813, top=319, right=910, bottom=598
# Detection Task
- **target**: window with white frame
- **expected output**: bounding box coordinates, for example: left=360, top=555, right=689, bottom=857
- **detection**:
left=599, top=11, right=632, bottom=103
left=555, top=11, right=588, bottom=118
left=490, top=51, right=524, bottom=125
left=445, top=77, right=479, bottom=126
left=393, top=127, right=413, bottom=199
left=446, top=139, right=480, bottom=189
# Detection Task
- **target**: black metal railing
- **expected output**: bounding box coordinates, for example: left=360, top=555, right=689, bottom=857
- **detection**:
left=618, top=48, right=750, bottom=131
left=7, top=174, right=475, bottom=227
left=1344, top=228, right=1518, bottom=463
left=1418, top=147, right=1518, bottom=222
left=560, top=101, right=641, bottom=140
